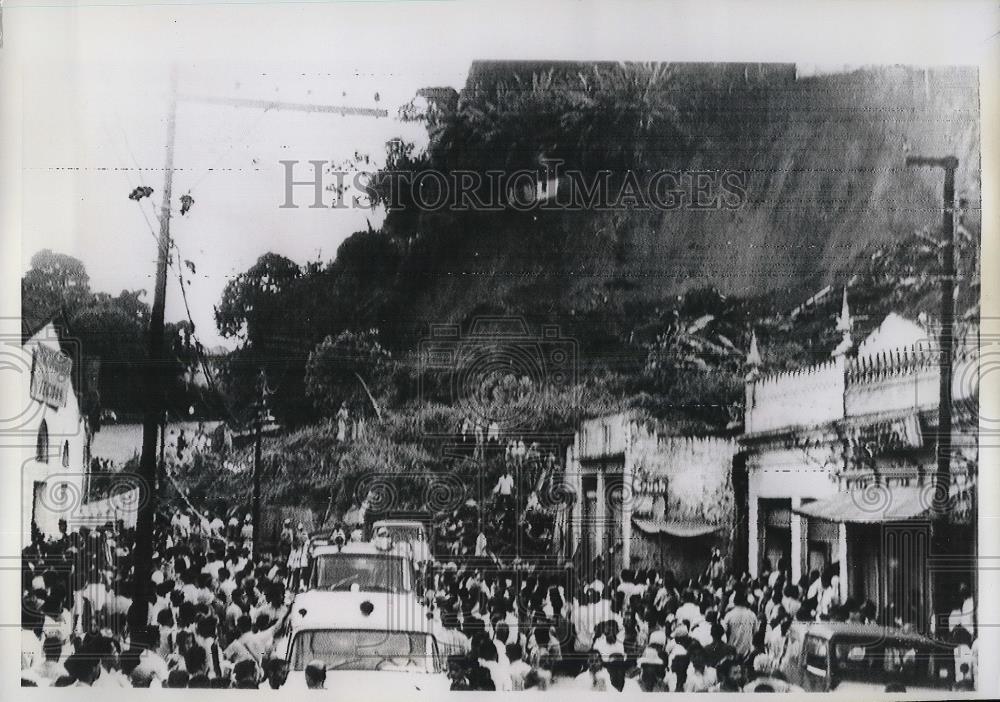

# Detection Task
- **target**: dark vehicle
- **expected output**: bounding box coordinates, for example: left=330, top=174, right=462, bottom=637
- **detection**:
left=780, top=622, right=953, bottom=693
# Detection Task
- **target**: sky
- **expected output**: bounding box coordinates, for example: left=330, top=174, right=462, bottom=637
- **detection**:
left=16, top=58, right=878, bottom=350
left=8, top=0, right=997, bottom=352
left=20, top=60, right=466, bottom=348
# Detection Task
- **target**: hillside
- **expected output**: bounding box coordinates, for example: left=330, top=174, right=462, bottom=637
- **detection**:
left=209, top=63, right=980, bottom=427
left=394, top=64, right=980, bottom=335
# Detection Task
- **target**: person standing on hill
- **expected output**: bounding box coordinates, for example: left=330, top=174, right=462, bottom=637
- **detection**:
left=336, top=402, right=349, bottom=442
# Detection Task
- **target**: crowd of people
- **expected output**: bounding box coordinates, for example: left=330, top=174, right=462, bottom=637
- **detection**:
left=20, top=511, right=295, bottom=689
left=21, top=496, right=979, bottom=691
left=431, top=459, right=558, bottom=564
left=423, top=550, right=979, bottom=693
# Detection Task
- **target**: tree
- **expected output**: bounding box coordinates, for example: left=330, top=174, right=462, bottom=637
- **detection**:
left=22, top=249, right=91, bottom=318
left=214, top=253, right=302, bottom=344
left=305, top=330, right=392, bottom=417
left=23, top=250, right=211, bottom=419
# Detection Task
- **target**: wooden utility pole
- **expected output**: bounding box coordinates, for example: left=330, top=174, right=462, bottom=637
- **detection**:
left=906, top=155, right=958, bottom=508
left=129, top=66, right=177, bottom=630
left=126, top=73, right=384, bottom=614
left=159, top=410, right=167, bottom=501
left=252, top=370, right=265, bottom=560
left=906, top=154, right=958, bottom=633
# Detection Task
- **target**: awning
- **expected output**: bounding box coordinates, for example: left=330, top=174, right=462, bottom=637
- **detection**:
left=793, top=484, right=953, bottom=523
left=632, top=518, right=721, bottom=538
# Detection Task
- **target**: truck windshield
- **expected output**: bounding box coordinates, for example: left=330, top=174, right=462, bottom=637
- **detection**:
left=290, top=629, right=439, bottom=673
left=311, top=554, right=408, bottom=592
left=832, top=639, right=934, bottom=685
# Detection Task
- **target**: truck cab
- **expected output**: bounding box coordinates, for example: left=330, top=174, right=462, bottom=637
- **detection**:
left=272, top=590, right=447, bottom=693
left=306, top=540, right=415, bottom=594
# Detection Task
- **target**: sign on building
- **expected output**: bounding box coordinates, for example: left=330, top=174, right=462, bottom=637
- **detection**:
left=30, top=345, right=72, bottom=408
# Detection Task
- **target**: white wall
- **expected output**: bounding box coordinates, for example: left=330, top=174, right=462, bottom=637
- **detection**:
left=20, top=323, right=89, bottom=547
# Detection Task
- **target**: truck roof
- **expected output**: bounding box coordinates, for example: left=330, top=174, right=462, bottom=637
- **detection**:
left=288, top=591, right=432, bottom=633
left=792, top=621, right=940, bottom=647
left=310, top=541, right=412, bottom=558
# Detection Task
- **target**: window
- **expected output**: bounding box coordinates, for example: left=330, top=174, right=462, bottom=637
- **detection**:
left=61, top=440, right=70, bottom=467
left=311, top=553, right=408, bottom=593
left=36, top=420, right=49, bottom=463
left=290, top=630, right=438, bottom=673
left=804, top=636, right=828, bottom=675
left=831, top=640, right=932, bottom=685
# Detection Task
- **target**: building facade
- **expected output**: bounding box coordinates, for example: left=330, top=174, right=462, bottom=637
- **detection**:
left=20, top=317, right=91, bottom=547
left=741, top=311, right=978, bottom=631
left=563, top=412, right=738, bottom=582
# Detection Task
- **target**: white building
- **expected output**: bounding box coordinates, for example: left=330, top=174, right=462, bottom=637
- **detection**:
left=563, top=412, right=738, bottom=582
left=741, top=306, right=978, bottom=631
left=20, top=314, right=91, bottom=547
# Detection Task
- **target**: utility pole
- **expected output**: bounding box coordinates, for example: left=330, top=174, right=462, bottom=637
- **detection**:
left=906, top=154, right=958, bottom=633
left=252, top=370, right=266, bottom=561
left=125, top=74, right=381, bottom=613
left=159, top=409, right=167, bottom=501
left=906, top=155, right=958, bottom=504
left=129, top=66, right=177, bottom=631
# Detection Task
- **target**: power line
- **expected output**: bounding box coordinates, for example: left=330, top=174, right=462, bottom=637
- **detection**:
left=178, top=93, right=388, bottom=118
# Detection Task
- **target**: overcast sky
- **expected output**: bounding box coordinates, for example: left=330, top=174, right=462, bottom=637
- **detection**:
left=20, top=60, right=465, bottom=348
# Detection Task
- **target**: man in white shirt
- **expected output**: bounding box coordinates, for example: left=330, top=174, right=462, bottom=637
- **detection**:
left=202, top=552, right=224, bottom=582
left=691, top=611, right=716, bottom=647
left=225, top=594, right=246, bottom=632
left=208, top=513, right=226, bottom=541
left=593, top=621, right=626, bottom=662
left=33, top=636, right=68, bottom=685
left=217, top=569, right=237, bottom=603
left=148, top=581, right=173, bottom=626
left=227, top=549, right=249, bottom=578
left=675, top=591, right=704, bottom=629
left=478, top=640, right=511, bottom=691
left=494, top=469, right=515, bottom=496
left=575, top=650, right=612, bottom=691
left=506, top=643, right=531, bottom=690
left=224, top=615, right=264, bottom=668
left=572, top=588, right=599, bottom=653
